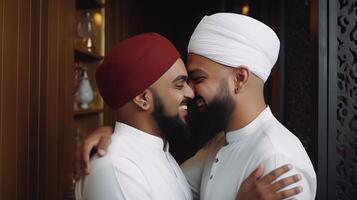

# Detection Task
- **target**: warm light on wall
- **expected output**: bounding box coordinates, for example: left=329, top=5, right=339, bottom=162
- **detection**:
left=242, top=4, right=250, bottom=16
left=94, top=12, right=103, bottom=26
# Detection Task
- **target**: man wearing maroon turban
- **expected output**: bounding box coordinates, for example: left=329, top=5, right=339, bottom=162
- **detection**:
left=75, top=33, right=195, bottom=200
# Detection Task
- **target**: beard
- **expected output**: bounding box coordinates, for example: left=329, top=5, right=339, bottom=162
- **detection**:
left=187, top=79, right=235, bottom=149
left=150, top=89, right=189, bottom=143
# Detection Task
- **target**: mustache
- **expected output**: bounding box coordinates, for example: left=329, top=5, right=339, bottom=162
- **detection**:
left=193, top=95, right=205, bottom=103
left=188, top=95, right=207, bottom=107
left=180, top=98, right=190, bottom=106
left=187, top=96, right=210, bottom=115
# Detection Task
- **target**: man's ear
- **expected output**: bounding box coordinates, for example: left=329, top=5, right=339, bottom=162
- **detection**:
left=133, top=89, right=152, bottom=111
left=233, top=66, right=250, bottom=94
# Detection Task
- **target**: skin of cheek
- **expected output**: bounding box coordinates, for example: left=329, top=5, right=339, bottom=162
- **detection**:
left=195, top=79, right=220, bottom=104
left=159, top=88, right=184, bottom=117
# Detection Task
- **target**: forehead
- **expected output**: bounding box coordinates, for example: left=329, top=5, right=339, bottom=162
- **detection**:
left=156, top=58, right=187, bottom=83
left=165, top=58, right=187, bottom=78
left=186, top=53, right=230, bottom=75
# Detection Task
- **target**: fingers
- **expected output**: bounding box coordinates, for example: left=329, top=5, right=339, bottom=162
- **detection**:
left=73, top=125, right=114, bottom=180
left=74, top=147, right=82, bottom=180
left=275, top=186, right=303, bottom=199
left=82, top=141, right=93, bottom=174
left=270, top=174, right=302, bottom=192
left=97, top=135, right=111, bottom=156
left=244, top=164, right=265, bottom=184
left=81, top=133, right=112, bottom=174
left=260, top=164, right=292, bottom=184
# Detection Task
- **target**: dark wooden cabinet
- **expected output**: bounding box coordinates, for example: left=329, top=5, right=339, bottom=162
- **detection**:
left=0, top=0, right=105, bottom=199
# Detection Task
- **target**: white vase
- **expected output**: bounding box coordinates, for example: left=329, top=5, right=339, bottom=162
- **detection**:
left=77, top=69, right=94, bottom=109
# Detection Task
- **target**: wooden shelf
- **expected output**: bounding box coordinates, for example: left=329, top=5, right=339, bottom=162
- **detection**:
left=74, top=108, right=103, bottom=116
left=76, top=0, right=105, bottom=10
left=75, top=48, right=104, bottom=62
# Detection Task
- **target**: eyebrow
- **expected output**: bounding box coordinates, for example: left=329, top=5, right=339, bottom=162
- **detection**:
left=172, top=75, right=188, bottom=83
left=188, top=69, right=208, bottom=77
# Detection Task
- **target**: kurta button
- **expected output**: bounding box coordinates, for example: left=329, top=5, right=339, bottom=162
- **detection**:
left=215, top=158, right=219, bottom=163
left=210, top=175, right=213, bottom=180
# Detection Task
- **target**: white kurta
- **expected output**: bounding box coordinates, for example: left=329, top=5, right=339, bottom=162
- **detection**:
left=76, top=122, right=193, bottom=200
left=181, top=107, right=317, bottom=200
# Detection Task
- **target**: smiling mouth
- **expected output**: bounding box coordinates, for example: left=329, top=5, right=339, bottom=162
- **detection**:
left=179, top=98, right=189, bottom=111
left=178, top=102, right=188, bottom=123
left=179, top=104, right=188, bottom=110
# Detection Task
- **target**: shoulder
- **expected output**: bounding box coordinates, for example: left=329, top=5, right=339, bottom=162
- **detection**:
left=243, top=119, right=307, bottom=165
left=85, top=156, right=151, bottom=191
left=79, top=156, right=153, bottom=200
left=90, top=155, right=141, bottom=175
left=257, top=118, right=304, bottom=154
left=104, top=132, right=150, bottom=160
left=249, top=119, right=315, bottom=175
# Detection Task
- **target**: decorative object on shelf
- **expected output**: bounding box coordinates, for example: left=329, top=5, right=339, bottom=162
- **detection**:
left=74, top=63, right=83, bottom=111
left=76, top=67, right=94, bottom=109
left=77, top=10, right=96, bottom=52
left=74, top=62, right=83, bottom=92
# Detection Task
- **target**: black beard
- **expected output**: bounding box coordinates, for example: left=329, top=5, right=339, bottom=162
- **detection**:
left=187, top=80, right=235, bottom=149
left=150, top=89, right=189, bottom=143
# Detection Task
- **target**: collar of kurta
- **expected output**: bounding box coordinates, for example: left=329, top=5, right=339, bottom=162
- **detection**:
left=225, top=106, right=274, bottom=144
left=114, top=122, right=169, bottom=151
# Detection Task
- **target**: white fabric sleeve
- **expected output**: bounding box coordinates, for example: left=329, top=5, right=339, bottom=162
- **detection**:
left=82, top=156, right=152, bottom=200
left=259, top=153, right=316, bottom=200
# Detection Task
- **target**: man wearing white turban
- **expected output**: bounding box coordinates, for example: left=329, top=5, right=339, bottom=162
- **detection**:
left=181, top=13, right=316, bottom=200
left=75, top=13, right=315, bottom=200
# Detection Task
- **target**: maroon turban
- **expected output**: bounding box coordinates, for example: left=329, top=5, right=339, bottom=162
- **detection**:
left=96, top=32, right=180, bottom=110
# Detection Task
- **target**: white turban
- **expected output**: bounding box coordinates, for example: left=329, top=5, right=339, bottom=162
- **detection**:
left=188, top=13, right=280, bottom=82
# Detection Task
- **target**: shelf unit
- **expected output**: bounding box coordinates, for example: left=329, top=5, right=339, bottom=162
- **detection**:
left=75, top=47, right=104, bottom=61
left=74, top=0, right=105, bottom=135
left=76, top=0, right=105, bottom=10
left=65, top=1, right=106, bottom=199
left=74, top=108, right=104, bottom=116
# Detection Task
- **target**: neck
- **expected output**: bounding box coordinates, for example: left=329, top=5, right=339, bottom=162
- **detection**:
left=225, top=95, right=266, bottom=132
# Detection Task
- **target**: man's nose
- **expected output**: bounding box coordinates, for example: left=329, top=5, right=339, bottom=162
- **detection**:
left=184, top=83, right=195, bottom=99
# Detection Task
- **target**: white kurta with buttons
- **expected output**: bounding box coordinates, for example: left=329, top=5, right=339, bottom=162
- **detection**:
left=75, top=122, right=193, bottom=200
left=181, top=107, right=317, bottom=200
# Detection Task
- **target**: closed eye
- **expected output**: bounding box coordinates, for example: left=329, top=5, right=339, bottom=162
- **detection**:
left=175, top=84, right=184, bottom=89
left=193, top=77, right=205, bottom=84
